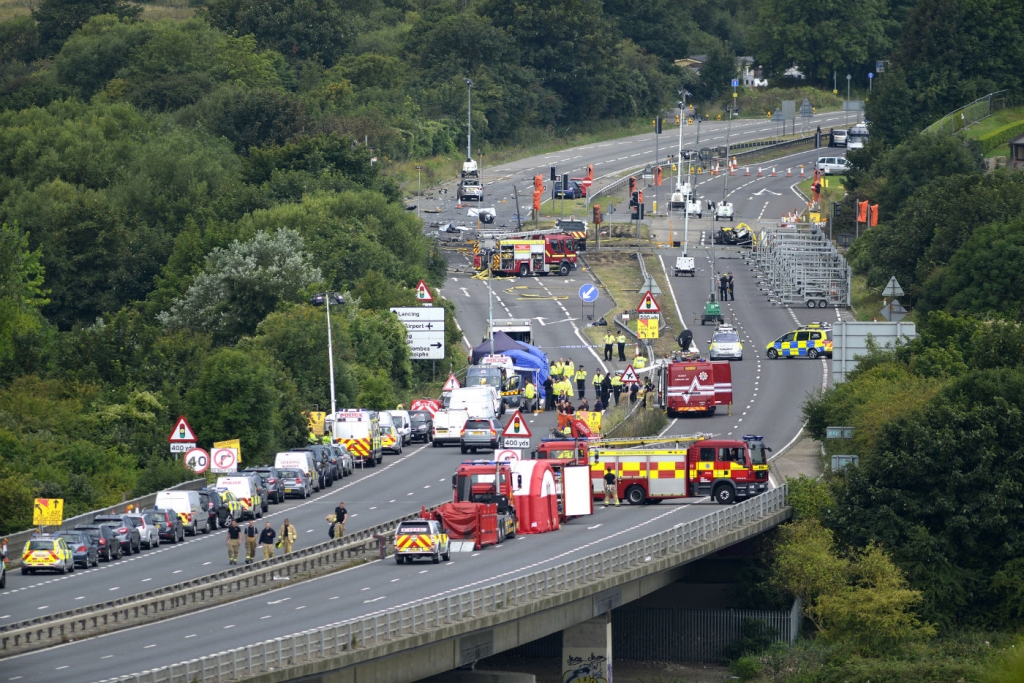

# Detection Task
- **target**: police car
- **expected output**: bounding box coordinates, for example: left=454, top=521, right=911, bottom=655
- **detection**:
left=709, top=325, right=743, bottom=361
left=394, top=519, right=450, bottom=564
left=765, top=323, right=833, bottom=359
left=21, top=535, right=74, bottom=574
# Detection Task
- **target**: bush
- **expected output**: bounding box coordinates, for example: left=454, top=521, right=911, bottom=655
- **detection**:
left=974, top=119, right=1024, bottom=154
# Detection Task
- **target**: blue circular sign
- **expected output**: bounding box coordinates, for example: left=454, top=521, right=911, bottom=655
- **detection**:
left=578, top=284, right=599, bottom=303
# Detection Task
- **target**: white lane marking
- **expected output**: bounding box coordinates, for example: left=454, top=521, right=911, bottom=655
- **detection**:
left=587, top=524, right=602, bottom=530
left=363, top=596, right=386, bottom=603
left=224, top=624, right=235, bottom=629
left=183, top=635, right=196, bottom=639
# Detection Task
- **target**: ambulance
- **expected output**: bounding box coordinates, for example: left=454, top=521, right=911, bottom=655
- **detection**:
left=326, top=410, right=383, bottom=466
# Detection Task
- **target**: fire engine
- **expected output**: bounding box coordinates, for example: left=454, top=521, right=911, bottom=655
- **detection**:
left=424, top=461, right=519, bottom=551
left=474, top=229, right=577, bottom=276
left=661, top=357, right=732, bottom=415
left=531, top=433, right=769, bottom=505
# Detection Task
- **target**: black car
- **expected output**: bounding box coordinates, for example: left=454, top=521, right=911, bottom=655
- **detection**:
left=409, top=411, right=434, bottom=443
left=298, top=446, right=334, bottom=488
left=142, top=508, right=184, bottom=543
left=74, top=524, right=123, bottom=561
left=56, top=530, right=99, bottom=568
left=246, top=467, right=286, bottom=504
left=199, top=489, right=228, bottom=528
left=93, top=514, right=142, bottom=555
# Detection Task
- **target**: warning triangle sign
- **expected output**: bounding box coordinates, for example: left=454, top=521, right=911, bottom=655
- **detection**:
left=502, top=410, right=532, bottom=438
left=415, top=279, right=434, bottom=303
left=637, top=291, right=660, bottom=313
left=167, top=416, right=197, bottom=442
left=619, top=365, right=640, bottom=384
left=442, top=374, right=460, bottom=391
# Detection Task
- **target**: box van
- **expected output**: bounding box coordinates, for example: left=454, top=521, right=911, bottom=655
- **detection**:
left=216, top=476, right=264, bottom=519
left=154, top=490, right=204, bottom=535
left=274, top=451, right=319, bottom=491
left=446, top=386, right=500, bottom=418
left=432, top=409, right=469, bottom=447
left=327, top=410, right=383, bottom=466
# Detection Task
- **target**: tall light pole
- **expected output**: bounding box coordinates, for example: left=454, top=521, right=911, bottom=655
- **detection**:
left=464, top=78, right=473, bottom=162
left=415, top=165, right=423, bottom=220
left=677, top=90, right=691, bottom=255
left=309, top=292, right=345, bottom=415
left=846, top=74, right=851, bottom=126
left=722, top=78, right=737, bottom=203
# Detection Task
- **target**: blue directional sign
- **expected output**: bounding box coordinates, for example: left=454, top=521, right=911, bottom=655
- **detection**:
left=731, top=79, right=739, bottom=88
left=578, top=284, right=599, bottom=303
left=868, top=73, right=874, bottom=79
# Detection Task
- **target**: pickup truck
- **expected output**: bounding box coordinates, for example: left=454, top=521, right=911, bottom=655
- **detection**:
left=674, top=255, right=695, bottom=277
left=459, top=179, right=484, bottom=201
left=714, top=202, right=734, bottom=221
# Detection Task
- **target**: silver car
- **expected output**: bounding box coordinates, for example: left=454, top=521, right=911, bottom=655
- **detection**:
left=459, top=179, right=484, bottom=201
left=333, top=445, right=354, bottom=476
left=815, top=156, right=851, bottom=175
left=127, top=514, right=160, bottom=549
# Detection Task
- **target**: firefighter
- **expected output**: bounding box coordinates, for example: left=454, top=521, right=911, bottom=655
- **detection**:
left=333, top=501, right=348, bottom=540
left=279, top=518, right=297, bottom=554
left=616, top=332, right=627, bottom=361
left=259, top=522, right=276, bottom=560
left=524, top=380, right=536, bottom=412
left=603, top=467, right=619, bottom=506
left=611, top=373, right=623, bottom=405
left=603, top=332, right=615, bottom=360
left=243, top=519, right=258, bottom=564
left=575, top=365, right=588, bottom=398
left=225, top=519, right=241, bottom=564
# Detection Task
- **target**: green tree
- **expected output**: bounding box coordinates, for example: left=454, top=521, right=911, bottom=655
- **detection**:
left=32, top=0, right=139, bottom=54
left=862, top=65, right=917, bottom=148
left=202, top=0, right=349, bottom=65
left=0, top=16, right=40, bottom=64
left=770, top=519, right=847, bottom=631
left=0, top=223, right=48, bottom=366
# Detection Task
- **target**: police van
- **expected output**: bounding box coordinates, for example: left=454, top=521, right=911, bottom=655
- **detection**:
left=326, top=410, right=383, bottom=466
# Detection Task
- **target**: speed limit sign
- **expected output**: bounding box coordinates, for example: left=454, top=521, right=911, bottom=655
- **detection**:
left=184, top=448, right=209, bottom=474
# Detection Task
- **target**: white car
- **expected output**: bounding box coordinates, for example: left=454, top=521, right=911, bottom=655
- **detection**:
left=127, top=514, right=160, bottom=549
left=674, top=255, right=695, bottom=277
left=815, top=157, right=851, bottom=175
left=709, top=325, right=744, bottom=361
left=459, top=179, right=484, bottom=201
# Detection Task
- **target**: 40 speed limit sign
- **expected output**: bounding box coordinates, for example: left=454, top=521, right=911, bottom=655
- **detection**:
left=184, top=448, right=209, bottom=474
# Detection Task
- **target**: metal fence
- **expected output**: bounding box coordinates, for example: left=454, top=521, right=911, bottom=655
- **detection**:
left=107, top=486, right=789, bottom=683
left=924, top=90, right=1008, bottom=136
left=747, top=221, right=851, bottom=309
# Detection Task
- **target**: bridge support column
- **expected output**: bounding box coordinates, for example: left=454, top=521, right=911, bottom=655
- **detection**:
left=561, top=613, right=613, bottom=683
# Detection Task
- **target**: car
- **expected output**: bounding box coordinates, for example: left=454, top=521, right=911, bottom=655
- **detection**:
left=93, top=514, right=142, bottom=555
left=458, top=179, right=484, bottom=202
left=240, top=471, right=271, bottom=513
left=332, top=444, right=354, bottom=476
left=74, top=524, right=123, bottom=561
left=141, top=508, right=185, bottom=543
left=296, top=446, right=335, bottom=488
left=709, top=325, right=744, bottom=361
left=386, top=410, right=412, bottom=445
left=21, top=535, right=74, bottom=574
left=765, top=323, right=833, bottom=360
left=408, top=410, right=433, bottom=443
left=247, top=467, right=287, bottom=503
left=828, top=129, right=848, bottom=147
left=815, top=156, right=851, bottom=175
left=1, top=560, right=5, bottom=588
left=381, top=424, right=403, bottom=455
left=127, top=514, right=160, bottom=549
left=553, top=180, right=584, bottom=199
left=461, top=417, right=502, bottom=454
left=278, top=468, right=312, bottom=499
left=55, top=531, right=99, bottom=568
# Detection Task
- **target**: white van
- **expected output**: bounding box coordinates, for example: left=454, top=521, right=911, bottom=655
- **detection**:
left=386, top=410, right=412, bottom=446
left=432, top=409, right=469, bottom=447
left=216, top=476, right=263, bottom=520
left=446, top=386, right=500, bottom=418
left=274, top=452, right=320, bottom=492
left=154, top=490, right=206, bottom=535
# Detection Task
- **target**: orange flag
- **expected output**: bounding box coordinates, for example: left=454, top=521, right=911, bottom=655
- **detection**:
left=870, top=204, right=879, bottom=227
left=857, top=200, right=869, bottom=223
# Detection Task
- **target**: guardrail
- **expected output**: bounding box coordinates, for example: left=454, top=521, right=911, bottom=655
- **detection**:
left=0, top=505, right=445, bottom=655
left=102, top=486, right=789, bottom=683
left=5, top=479, right=208, bottom=566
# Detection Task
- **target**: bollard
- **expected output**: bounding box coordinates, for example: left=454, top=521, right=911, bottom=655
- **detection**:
left=786, top=168, right=792, bottom=177
left=799, top=165, right=805, bottom=177
left=771, top=166, right=777, bottom=177
left=373, top=533, right=388, bottom=560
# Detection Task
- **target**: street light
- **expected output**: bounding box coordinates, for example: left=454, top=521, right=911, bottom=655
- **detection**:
left=464, top=78, right=473, bottom=162
left=677, top=90, right=691, bottom=255
left=846, top=74, right=852, bottom=126
left=309, top=292, right=345, bottom=415
left=415, top=165, right=423, bottom=219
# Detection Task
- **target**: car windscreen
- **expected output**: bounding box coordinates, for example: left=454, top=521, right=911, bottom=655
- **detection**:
left=57, top=533, right=86, bottom=545
left=409, top=412, right=431, bottom=423
left=93, top=516, right=122, bottom=525
left=465, top=420, right=491, bottom=429
left=28, top=540, right=55, bottom=550
left=715, top=333, right=740, bottom=343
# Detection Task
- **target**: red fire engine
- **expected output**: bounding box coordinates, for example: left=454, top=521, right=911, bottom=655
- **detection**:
left=474, top=229, right=578, bottom=276
left=661, top=358, right=732, bottom=415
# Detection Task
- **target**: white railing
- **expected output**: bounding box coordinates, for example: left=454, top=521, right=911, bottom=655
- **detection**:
left=111, top=486, right=788, bottom=683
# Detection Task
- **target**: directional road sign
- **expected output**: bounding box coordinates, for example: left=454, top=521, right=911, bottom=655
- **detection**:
left=33, top=498, right=64, bottom=526
left=501, top=410, right=532, bottom=448
left=390, top=306, right=445, bottom=360
left=578, top=284, right=599, bottom=303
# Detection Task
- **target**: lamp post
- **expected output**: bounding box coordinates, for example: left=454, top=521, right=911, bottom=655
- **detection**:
left=309, top=292, right=345, bottom=415
left=677, top=90, right=691, bottom=255
left=846, top=74, right=852, bottom=126
left=415, top=165, right=423, bottom=220
left=464, top=78, right=473, bottom=162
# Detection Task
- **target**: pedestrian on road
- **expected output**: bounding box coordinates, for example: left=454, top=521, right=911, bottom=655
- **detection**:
left=578, top=397, right=590, bottom=412
left=727, top=273, right=735, bottom=301
left=259, top=522, right=276, bottom=560
left=575, top=365, right=587, bottom=399
left=719, top=273, right=728, bottom=301
left=594, top=398, right=604, bottom=412
left=279, top=518, right=296, bottom=554
left=543, top=376, right=555, bottom=411
left=603, top=332, right=615, bottom=361
left=226, top=520, right=241, bottom=565
left=603, top=467, right=619, bottom=506
left=244, top=519, right=258, bottom=564
left=617, top=332, right=627, bottom=361
left=333, top=501, right=348, bottom=540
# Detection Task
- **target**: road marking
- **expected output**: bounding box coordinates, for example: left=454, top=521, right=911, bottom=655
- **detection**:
left=261, top=615, right=272, bottom=619
left=364, top=596, right=385, bottom=603
left=330, top=596, right=339, bottom=600
left=183, top=635, right=195, bottom=639
left=295, top=605, right=306, bottom=610
left=267, top=597, right=290, bottom=605
left=37, top=605, right=48, bottom=610
left=587, top=524, right=602, bottom=529
left=144, top=644, right=156, bottom=649
left=56, top=666, right=69, bottom=670
left=224, top=624, right=235, bottom=629
left=109, top=587, right=118, bottom=591
left=419, top=570, right=429, bottom=574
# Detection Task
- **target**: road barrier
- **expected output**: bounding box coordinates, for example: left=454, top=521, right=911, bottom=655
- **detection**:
left=0, top=506, right=444, bottom=656
left=94, top=485, right=788, bottom=683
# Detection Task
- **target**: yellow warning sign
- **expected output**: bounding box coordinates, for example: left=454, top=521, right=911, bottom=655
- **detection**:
left=33, top=498, right=64, bottom=526
left=213, top=439, right=242, bottom=463
left=637, top=317, right=660, bottom=339
left=586, top=411, right=603, bottom=434
left=305, top=412, right=326, bottom=435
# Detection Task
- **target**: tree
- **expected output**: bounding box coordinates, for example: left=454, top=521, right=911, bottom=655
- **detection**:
left=202, top=0, right=349, bottom=65
left=0, top=16, right=40, bottom=65
left=158, top=229, right=321, bottom=343
left=32, top=0, right=139, bottom=54
left=770, top=519, right=847, bottom=631
left=0, top=223, right=48, bottom=366
left=862, top=65, right=917, bottom=148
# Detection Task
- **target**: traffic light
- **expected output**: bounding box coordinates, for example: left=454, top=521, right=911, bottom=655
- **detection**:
left=655, top=117, right=662, bottom=134
left=550, top=166, right=556, bottom=181
left=654, top=167, right=662, bottom=186
left=831, top=201, right=841, bottom=218
left=593, top=204, right=602, bottom=224
left=638, top=190, right=643, bottom=205
left=533, top=190, right=541, bottom=211
left=628, top=176, right=637, bottom=195
left=629, top=191, right=638, bottom=208
left=675, top=114, right=680, bottom=125
left=561, top=173, right=569, bottom=194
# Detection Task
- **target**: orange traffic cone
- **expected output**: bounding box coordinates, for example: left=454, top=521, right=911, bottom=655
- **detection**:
left=745, top=166, right=750, bottom=176
left=771, top=166, right=777, bottom=177
left=786, top=167, right=792, bottom=177
left=799, top=165, right=805, bottom=178
left=757, top=167, right=763, bottom=177
left=729, top=164, right=735, bottom=176
left=457, top=198, right=462, bottom=209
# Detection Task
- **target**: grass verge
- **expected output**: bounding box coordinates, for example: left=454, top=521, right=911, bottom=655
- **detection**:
left=601, top=402, right=667, bottom=438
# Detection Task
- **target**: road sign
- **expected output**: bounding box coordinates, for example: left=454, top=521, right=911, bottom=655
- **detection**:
left=637, top=291, right=661, bottom=313
left=169, top=442, right=196, bottom=453
left=414, top=279, right=434, bottom=303
left=496, top=449, right=521, bottom=463
left=638, top=317, right=660, bottom=339
left=799, top=98, right=813, bottom=118
left=876, top=61, right=885, bottom=73
left=882, top=276, right=904, bottom=298
left=391, top=306, right=445, bottom=359
left=184, top=448, right=209, bottom=474
left=501, top=410, right=532, bottom=448
left=731, top=79, right=739, bottom=88
left=306, top=411, right=326, bottom=434
left=167, top=416, right=197, bottom=443
left=213, top=439, right=242, bottom=463
left=868, top=73, right=874, bottom=80
left=211, top=448, right=238, bottom=473
left=33, top=498, right=64, bottom=526
left=826, top=426, right=855, bottom=440
left=578, top=284, right=599, bottom=303
left=619, top=365, right=640, bottom=384
left=442, top=374, right=461, bottom=391
left=880, top=300, right=908, bottom=322
left=639, top=276, right=661, bottom=296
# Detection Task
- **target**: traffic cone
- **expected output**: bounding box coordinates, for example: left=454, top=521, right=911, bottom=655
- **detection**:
left=729, top=164, right=735, bottom=176
left=786, top=167, right=792, bottom=177
left=457, top=198, right=462, bottom=209
left=771, top=166, right=777, bottom=177
left=745, top=166, right=750, bottom=176
left=757, top=167, right=763, bottom=177
left=799, top=165, right=805, bottom=178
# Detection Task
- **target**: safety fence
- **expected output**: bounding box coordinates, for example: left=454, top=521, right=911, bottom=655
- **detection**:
left=0, top=506, right=444, bottom=655
left=923, top=90, right=1008, bottom=136
left=99, top=486, right=789, bottom=683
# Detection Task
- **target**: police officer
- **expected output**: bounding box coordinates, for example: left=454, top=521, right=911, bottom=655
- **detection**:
left=611, top=373, right=623, bottom=406
left=226, top=520, right=241, bottom=565
left=603, top=332, right=615, bottom=361
left=259, top=522, right=276, bottom=560
left=279, top=518, right=297, bottom=554
left=616, top=332, right=627, bottom=361
left=320, top=433, right=331, bottom=445
left=524, top=380, right=536, bottom=412
left=244, top=519, right=258, bottom=564
left=719, top=273, right=729, bottom=301
left=592, top=370, right=604, bottom=398
left=575, top=365, right=587, bottom=399
left=600, top=373, right=612, bottom=407
left=727, top=272, right=735, bottom=301
left=634, top=353, right=647, bottom=370
left=564, top=359, right=575, bottom=384
left=543, top=376, right=555, bottom=411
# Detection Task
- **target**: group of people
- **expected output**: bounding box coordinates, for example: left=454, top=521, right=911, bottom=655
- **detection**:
left=718, top=273, right=735, bottom=301
left=601, top=331, right=628, bottom=361
left=225, top=518, right=297, bottom=565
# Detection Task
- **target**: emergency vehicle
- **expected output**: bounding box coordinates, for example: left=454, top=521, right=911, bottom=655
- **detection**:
left=765, top=322, right=833, bottom=359
left=661, top=358, right=733, bottom=415
left=394, top=519, right=450, bottom=564
left=21, top=535, right=74, bottom=574
left=424, top=461, right=519, bottom=551
left=474, top=230, right=577, bottom=276
left=326, top=410, right=383, bottom=466
left=554, top=218, right=589, bottom=251
left=216, top=477, right=263, bottom=520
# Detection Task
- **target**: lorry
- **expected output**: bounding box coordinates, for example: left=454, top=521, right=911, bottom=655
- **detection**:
left=531, top=434, right=768, bottom=505
left=661, top=357, right=732, bottom=415
left=476, top=232, right=578, bottom=276
left=674, top=255, right=695, bottom=277
left=423, top=460, right=519, bottom=551
left=485, top=318, right=533, bottom=345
